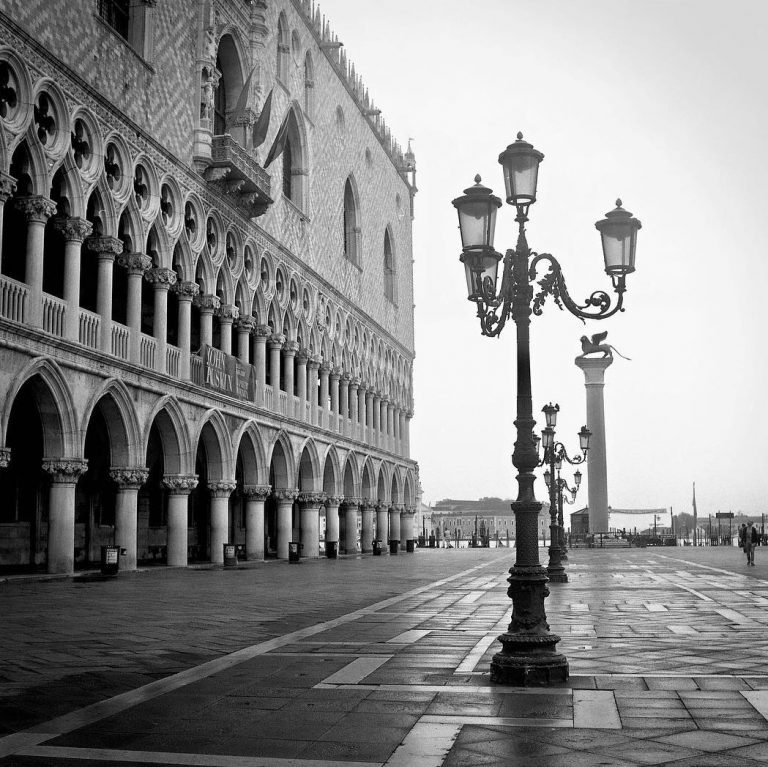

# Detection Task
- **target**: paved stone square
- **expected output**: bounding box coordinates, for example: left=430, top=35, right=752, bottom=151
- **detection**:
left=3, top=546, right=768, bottom=765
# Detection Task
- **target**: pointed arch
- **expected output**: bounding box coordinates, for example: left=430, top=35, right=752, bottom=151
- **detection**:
left=268, top=429, right=296, bottom=489
left=297, top=437, right=320, bottom=491
left=342, top=450, right=360, bottom=497
left=232, top=420, right=268, bottom=485
left=143, top=395, right=193, bottom=475
left=343, top=174, right=361, bottom=265
left=192, top=409, right=234, bottom=481
left=213, top=31, right=247, bottom=137
left=280, top=103, right=308, bottom=211
left=390, top=466, right=402, bottom=507
left=321, top=445, right=341, bottom=496
left=360, top=457, right=376, bottom=502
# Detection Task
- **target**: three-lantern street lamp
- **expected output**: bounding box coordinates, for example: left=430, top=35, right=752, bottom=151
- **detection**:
left=452, top=133, right=641, bottom=686
left=538, top=403, right=589, bottom=583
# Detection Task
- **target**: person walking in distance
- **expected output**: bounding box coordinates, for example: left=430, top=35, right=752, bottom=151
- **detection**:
left=745, top=521, right=757, bottom=566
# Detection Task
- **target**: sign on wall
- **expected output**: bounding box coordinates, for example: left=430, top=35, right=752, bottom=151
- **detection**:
left=200, top=345, right=254, bottom=401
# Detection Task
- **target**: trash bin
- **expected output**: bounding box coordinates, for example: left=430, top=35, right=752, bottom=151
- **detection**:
left=372, top=540, right=382, bottom=556
left=429, top=534, right=435, bottom=548
left=223, top=543, right=237, bottom=567
left=325, top=540, right=337, bottom=559
left=288, top=541, right=300, bottom=563
left=100, top=545, right=119, bottom=576
left=406, top=539, right=415, bottom=553
left=389, top=539, right=399, bottom=555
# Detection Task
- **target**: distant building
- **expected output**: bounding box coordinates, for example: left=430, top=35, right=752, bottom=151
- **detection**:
left=570, top=507, right=668, bottom=537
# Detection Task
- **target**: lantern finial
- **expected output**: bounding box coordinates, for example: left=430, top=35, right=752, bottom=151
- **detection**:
left=474, top=174, right=482, bottom=184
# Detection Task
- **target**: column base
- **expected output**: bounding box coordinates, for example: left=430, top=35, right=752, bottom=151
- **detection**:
left=547, top=571, right=568, bottom=583
left=490, top=634, right=569, bottom=686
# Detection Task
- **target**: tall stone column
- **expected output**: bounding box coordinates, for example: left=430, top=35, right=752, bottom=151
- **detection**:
left=339, top=375, right=350, bottom=421
left=16, top=195, right=57, bottom=327
left=325, top=496, right=342, bottom=547
left=358, top=382, right=368, bottom=440
left=268, top=333, right=285, bottom=391
left=195, top=293, right=220, bottom=349
left=109, top=467, right=148, bottom=571
left=343, top=498, right=360, bottom=554
left=349, top=378, right=360, bottom=432
left=253, top=324, right=271, bottom=392
left=330, top=368, right=340, bottom=416
left=307, top=357, right=320, bottom=422
left=296, top=348, right=309, bottom=405
left=376, top=502, right=389, bottom=550
left=235, top=315, right=255, bottom=365
left=403, top=507, right=416, bottom=551
left=119, top=253, right=152, bottom=363
left=42, top=458, right=88, bottom=574
left=575, top=355, right=614, bottom=533
left=217, top=304, right=238, bottom=355
left=361, top=501, right=375, bottom=553
left=53, top=217, right=92, bottom=341
left=243, top=484, right=270, bottom=560
left=174, top=280, right=198, bottom=379
left=387, top=403, right=395, bottom=452
left=389, top=504, right=402, bottom=552
left=373, top=392, right=381, bottom=446
left=319, top=363, right=331, bottom=415
left=298, top=492, right=325, bottom=559
left=405, top=409, right=413, bottom=458
left=163, top=474, right=198, bottom=567
left=282, top=340, right=298, bottom=402
left=87, top=235, right=123, bottom=353
left=209, top=480, right=236, bottom=564
left=145, top=267, right=176, bottom=372
left=394, top=407, right=402, bottom=456
left=0, top=173, right=17, bottom=272
left=274, top=488, right=298, bottom=559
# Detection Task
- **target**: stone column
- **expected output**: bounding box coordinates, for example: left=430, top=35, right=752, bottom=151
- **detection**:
left=235, top=315, right=255, bottom=365
left=405, top=409, right=413, bottom=458
left=343, top=498, right=360, bottom=554
left=387, top=403, right=395, bottom=452
left=296, top=348, right=309, bottom=405
left=376, top=502, right=389, bottom=549
left=349, top=378, right=360, bottom=431
left=402, top=507, right=416, bottom=551
left=268, top=333, right=285, bottom=391
left=358, top=382, right=368, bottom=441
left=87, top=235, right=124, bottom=353
left=243, top=484, right=270, bottom=560
left=372, top=392, right=381, bottom=447
left=325, top=495, right=342, bottom=546
left=339, top=375, right=350, bottom=421
left=361, top=500, right=375, bottom=553
left=217, top=304, right=238, bottom=355
left=163, top=474, right=198, bottom=567
left=195, top=293, right=220, bottom=349
left=253, top=324, right=271, bottom=390
left=394, top=407, right=402, bottom=456
left=119, top=253, right=153, bottom=363
left=42, top=458, right=88, bottom=574
left=330, top=368, right=340, bottom=416
left=16, top=195, right=57, bottom=327
left=145, top=266, right=177, bottom=372
left=389, top=504, right=402, bottom=551
left=575, top=355, right=614, bottom=533
left=282, top=340, right=298, bottom=399
left=109, top=467, right=148, bottom=571
left=298, top=492, right=325, bottom=559
left=174, top=280, right=199, bottom=379
left=208, top=480, right=236, bottom=564
left=307, top=357, right=320, bottom=422
left=274, top=488, right=298, bottom=559
left=319, top=362, right=331, bottom=414
left=53, top=217, right=92, bottom=341
left=0, top=172, right=17, bottom=272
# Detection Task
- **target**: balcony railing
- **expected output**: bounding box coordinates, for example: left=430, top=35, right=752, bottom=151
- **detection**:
left=0, top=276, right=27, bottom=323
left=166, top=344, right=181, bottom=378
left=78, top=309, right=100, bottom=349
left=42, top=293, right=66, bottom=337
left=111, top=322, right=129, bottom=360
left=140, top=334, right=156, bottom=369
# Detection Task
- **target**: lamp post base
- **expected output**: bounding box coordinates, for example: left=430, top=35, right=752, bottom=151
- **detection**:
left=490, top=636, right=569, bottom=685
left=547, top=570, right=568, bottom=583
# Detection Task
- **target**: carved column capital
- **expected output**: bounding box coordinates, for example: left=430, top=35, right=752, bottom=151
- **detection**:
left=162, top=474, right=199, bottom=495
left=326, top=495, right=344, bottom=506
left=242, top=484, right=271, bottom=500
left=268, top=332, right=286, bottom=348
left=282, top=340, right=299, bottom=356
left=254, top=323, right=272, bottom=338
left=307, top=356, right=321, bottom=371
left=118, top=252, right=153, bottom=275
left=86, top=235, right=124, bottom=259
left=298, top=491, right=326, bottom=507
left=217, top=303, right=239, bottom=322
left=296, top=348, right=310, bottom=365
left=330, top=368, right=341, bottom=381
left=173, top=280, right=200, bottom=300
left=319, top=362, right=333, bottom=375
left=15, top=195, right=57, bottom=223
left=361, top=501, right=376, bottom=513
left=235, top=315, right=257, bottom=334
left=208, top=480, right=237, bottom=498
left=53, top=216, right=93, bottom=243
left=0, top=172, right=17, bottom=202
left=343, top=496, right=362, bottom=507
left=145, top=267, right=178, bottom=289
left=109, top=466, right=149, bottom=489
left=194, top=293, right=221, bottom=313
left=0, top=446, right=10, bottom=468
left=42, top=458, right=88, bottom=483
left=350, top=377, right=360, bottom=389
left=273, top=488, right=299, bottom=503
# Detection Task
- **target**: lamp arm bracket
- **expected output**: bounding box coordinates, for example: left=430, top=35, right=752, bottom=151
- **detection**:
left=554, top=442, right=587, bottom=466
left=475, top=249, right=515, bottom=337
left=529, top=253, right=626, bottom=321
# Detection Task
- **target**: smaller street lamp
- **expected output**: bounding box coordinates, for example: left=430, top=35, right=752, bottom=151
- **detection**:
left=538, top=403, right=590, bottom=582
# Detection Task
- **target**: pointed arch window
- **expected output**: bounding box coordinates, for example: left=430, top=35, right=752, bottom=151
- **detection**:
left=98, top=0, right=155, bottom=60
left=276, top=15, right=289, bottom=83
left=213, top=35, right=244, bottom=138
left=282, top=137, right=293, bottom=199
left=304, top=53, right=314, bottom=117
left=343, top=178, right=359, bottom=266
left=384, top=228, right=396, bottom=303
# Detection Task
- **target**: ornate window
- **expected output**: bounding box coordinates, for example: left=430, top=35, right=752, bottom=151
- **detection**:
left=276, top=14, right=289, bottom=83
left=97, top=0, right=155, bottom=60
left=98, top=0, right=129, bottom=39
left=343, top=177, right=359, bottom=265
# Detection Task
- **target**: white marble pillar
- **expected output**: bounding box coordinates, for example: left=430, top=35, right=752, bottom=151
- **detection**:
left=282, top=340, right=298, bottom=401
left=209, top=480, right=236, bottom=564
left=389, top=504, right=402, bottom=550
left=274, top=489, right=298, bottom=560
left=349, top=378, right=360, bottom=434
left=16, top=195, right=57, bottom=328
left=54, top=217, right=92, bottom=341
left=373, top=392, right=381, bottom=447
left=146, top=267, right=176, bottom=372
left=243, top=484, right=270, bottom=560
left=376, top=503, right=389, bottom=550
left=217, top=304, right=238, bottom=355
left=253, top=325, right=271, bottom=393
left=325, top=496, right=341, bottom=546
left=110, top=467, right=148, bottom=571
left=163, top=474, right=199, bottom=567
left=174, top=281, right=198, bottom=379
left=307, top=357, right=320, bottom=422
left=298, top=492, right=325, bottom=559
left=195, top=293, right=220, bottom=349
left=0, top=173, right=17, bottom=273
left=119, top=253, right=152, bottom=363
left=405, top=409, right=413, bottom=458
left=296, top=348, right=309, bottom=405
left=319, top=363, right=331, bottom=414
left=361, top=502, right=374, bottom=553
left=339, top=375, right=350, bottom=421
left=268, top=333, right=285, bottom=392
left=358, top=383, right=368, bottom=441
left=575, top=355, right=613, bottom=533
left=343, top=498, right=360, bottom=554
left=330, top=368, right=340, bottom=416
left=236, top=315, right=255, bottom=365
left=42, top=459, right=88, bottom=574
left=87, top=235, right=123, bottom=353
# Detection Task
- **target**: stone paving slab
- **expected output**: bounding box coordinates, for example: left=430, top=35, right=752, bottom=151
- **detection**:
left=4, top=547, right=768, bottom=764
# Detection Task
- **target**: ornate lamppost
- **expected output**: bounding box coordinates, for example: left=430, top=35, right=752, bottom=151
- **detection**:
left=451, top=133, right=641, bottom=685
left=539, top=403, right=589, bottom=583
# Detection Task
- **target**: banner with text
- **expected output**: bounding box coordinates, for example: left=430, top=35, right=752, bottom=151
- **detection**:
left=201, top=345, right=254, bottom=401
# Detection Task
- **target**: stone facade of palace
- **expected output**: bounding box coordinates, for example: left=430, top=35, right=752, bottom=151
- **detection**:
left=0, top=0, right=419, bottom=573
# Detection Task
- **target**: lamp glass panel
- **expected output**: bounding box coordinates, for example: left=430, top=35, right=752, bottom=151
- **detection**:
left=601, top=221, right=637, bottom=275
left=579, top=427, right=592, bottom=452
left=463, top=251, right=500, bottom=299
left=542, top=429, right=554, bottom=449
left=458, top=199, right=498, bottom=250
left=502, top=155, right=540, bottom=203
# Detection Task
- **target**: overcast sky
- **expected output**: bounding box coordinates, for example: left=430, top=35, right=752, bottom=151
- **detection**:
left=320, top=0, right=768, bottom=518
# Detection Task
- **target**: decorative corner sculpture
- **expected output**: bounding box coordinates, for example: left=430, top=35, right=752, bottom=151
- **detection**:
left=577, top=331, right=630, bottom=360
